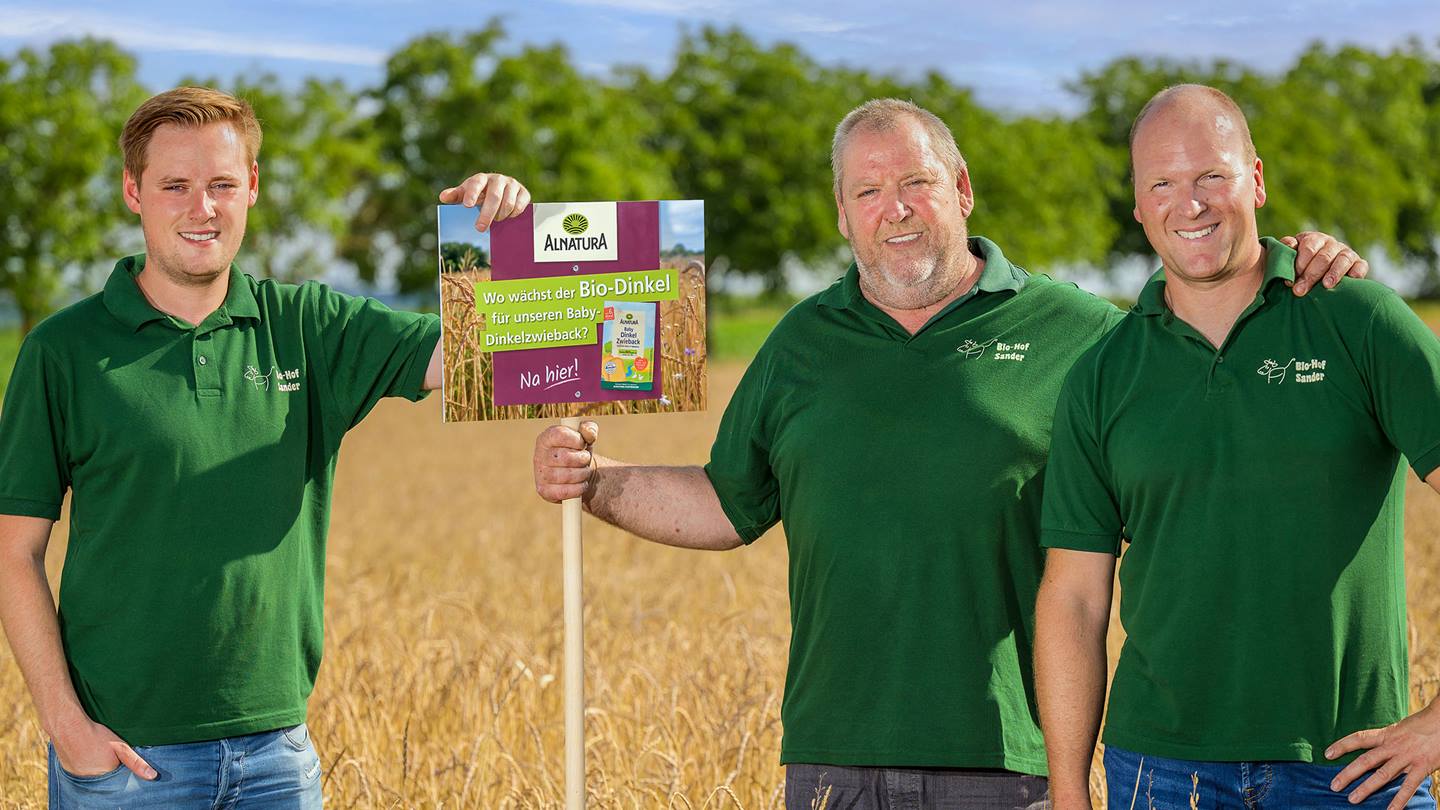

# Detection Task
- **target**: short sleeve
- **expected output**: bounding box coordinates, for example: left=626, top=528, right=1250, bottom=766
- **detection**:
left=1040, top=367, right=1124, bottom=555
left=1362, top=291, right=1440, bottom=479
left=703, top=352, right=781, bottom=544
left=306, top=283, right=442, bottom=436
left=0, top=337, right=69, bottom=519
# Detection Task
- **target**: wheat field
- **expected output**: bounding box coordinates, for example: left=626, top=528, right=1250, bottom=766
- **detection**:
left=2, top=361, right=1440, bottom=808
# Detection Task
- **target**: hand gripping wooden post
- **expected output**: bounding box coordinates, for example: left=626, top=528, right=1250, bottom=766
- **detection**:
left=560, top=416, right=586, bottom=809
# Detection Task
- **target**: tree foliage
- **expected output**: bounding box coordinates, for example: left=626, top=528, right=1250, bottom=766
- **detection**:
left=0, top=39, right=143, bottom=332
left=6, top=28, right=1440, bottom=333
left=343, top=23, right=674, bottom=295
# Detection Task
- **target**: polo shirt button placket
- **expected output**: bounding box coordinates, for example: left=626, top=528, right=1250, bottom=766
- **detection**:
left=195, top=332, right=222, bottom=398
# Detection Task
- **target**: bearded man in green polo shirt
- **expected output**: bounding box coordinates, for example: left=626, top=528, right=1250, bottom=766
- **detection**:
left=1036, top=84, right=1440, bottom=810
left=533, top=97, right=1365, bottom=810
left=0, top=86, right=529, bottom=808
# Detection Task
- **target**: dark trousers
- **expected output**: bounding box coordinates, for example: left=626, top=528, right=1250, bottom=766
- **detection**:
left=785, top=764, right=1050, bottom=810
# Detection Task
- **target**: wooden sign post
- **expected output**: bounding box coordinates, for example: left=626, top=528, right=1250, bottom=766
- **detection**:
left=561, top=416, right=585, bottom=810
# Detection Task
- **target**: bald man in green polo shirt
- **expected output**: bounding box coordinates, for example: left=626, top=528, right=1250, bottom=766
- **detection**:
left=0, top=86, right=529, bottom=807
left=532, top=97, right=1365, bottom=810
left=1036, top=84, right=1440, bottom=810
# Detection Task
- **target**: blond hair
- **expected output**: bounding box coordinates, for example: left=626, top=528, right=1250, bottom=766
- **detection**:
left=120, top=86, right=262, bottom=179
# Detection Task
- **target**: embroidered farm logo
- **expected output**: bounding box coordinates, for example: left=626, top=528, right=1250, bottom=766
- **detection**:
left=244, top=364, right=302, bottom=393
left=533, top=202, right=618, bottom=262
left=1257, top=357, right=1326, bottom=384
left=956, top=338, right=1029, bottom=361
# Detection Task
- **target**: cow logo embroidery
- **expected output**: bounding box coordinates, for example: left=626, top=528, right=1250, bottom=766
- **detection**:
left=956, top=338, right=997, bottom=359
left=244, top=365, right=272, bottom=391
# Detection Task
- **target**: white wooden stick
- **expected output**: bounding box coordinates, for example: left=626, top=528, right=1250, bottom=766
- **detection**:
left=560, top=416, right=586, bottom=810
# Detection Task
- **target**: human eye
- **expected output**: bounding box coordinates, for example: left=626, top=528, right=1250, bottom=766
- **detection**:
left=857, top=188, right=877, bottom=198
left=1150, top=180, right=1169, bottom=191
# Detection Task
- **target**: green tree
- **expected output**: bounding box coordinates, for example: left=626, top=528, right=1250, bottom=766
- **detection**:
left=627, top=27, right=865, bottom=291
left=440, top=241, right=488, bottom=271
left=1264, top=42, right=1440, bottom=292
left=345, top=23, right=674, bottom=295
left=0, top=39, right=144, bottom=333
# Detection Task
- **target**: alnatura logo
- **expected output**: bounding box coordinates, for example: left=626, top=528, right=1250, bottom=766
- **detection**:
left=533, top=202, right=618, bottom=262
left=562, top=213, right=589, bottom=235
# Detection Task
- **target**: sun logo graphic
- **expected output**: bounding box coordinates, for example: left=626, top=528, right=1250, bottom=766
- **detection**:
left=562, top=213, right=589, bottom=235
left=1257, top=358, right=1296, bottom=384
left=956, top=338, right=997, bottom=359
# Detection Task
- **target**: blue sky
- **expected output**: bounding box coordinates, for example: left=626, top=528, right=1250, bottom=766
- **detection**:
left=438, top=205, right=492, bottom=250
left=2, top=1, right=1437, bottom=114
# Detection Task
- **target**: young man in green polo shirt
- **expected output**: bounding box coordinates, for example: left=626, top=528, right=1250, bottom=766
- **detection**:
left=532, top=97, right=1365, bottom=810
left=1036, top=84, right=1440, bottom=810
left=0, top=86, right=529, bottom=808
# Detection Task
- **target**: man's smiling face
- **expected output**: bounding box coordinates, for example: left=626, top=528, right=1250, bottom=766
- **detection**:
left=835, top=116, right=975, bottom=311
left=1131, top=97, right=1266, bottom=288
left=123, top=121, right=258, bottom=288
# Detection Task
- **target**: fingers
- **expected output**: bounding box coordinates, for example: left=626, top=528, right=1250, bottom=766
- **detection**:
left=538, top=425, right=587, bottom=452
left=110, top=741, right=157, bottom=780
left=533, top=424, right=599, bottom=503
left=1289, top=232, right=1365, bottom=295
left=1331, top=747, right=1383, bottom=792
left=437, top=173, right=532, bottom=231
left=496, top=178, right=523, bottom=222
left=1388, top=772, right=1428, bottom=810
left=1348, top=759, right=1405, bottom=805
left=1279, top=235, right=1298, bottom=248
left=1328, top=728, right=1384, bottom=767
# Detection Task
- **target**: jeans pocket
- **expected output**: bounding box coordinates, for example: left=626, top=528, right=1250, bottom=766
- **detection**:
left=280, top=723, right=311, bottom=752
left=49, top=743, right=126, bottom=784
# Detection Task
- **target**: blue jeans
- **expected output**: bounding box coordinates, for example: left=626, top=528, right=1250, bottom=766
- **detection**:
left=1104, top=745, right=1436, bottom=809
left=48, top=723, right=323, bottom=809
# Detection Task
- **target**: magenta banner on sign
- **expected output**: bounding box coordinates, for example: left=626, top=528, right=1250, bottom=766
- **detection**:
left=437, top=199, right=707, bottom=423
left=491, top=202, right=662, bottom=407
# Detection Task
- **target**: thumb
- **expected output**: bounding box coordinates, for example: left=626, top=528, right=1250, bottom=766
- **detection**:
left=579, top=420, right=599, bottom=445
left=110, top=741, right=157, bottom=780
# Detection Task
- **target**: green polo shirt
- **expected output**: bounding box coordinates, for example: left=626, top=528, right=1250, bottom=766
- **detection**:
left=1042, top=238, right=1440, bottom=763
left=706, top=236, right=1123, bottom=771
left=0, top=255, right=440, bottom=746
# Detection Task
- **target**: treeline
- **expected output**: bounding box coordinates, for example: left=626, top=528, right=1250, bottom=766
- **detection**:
left=2, top=23, right=1438, bottom=332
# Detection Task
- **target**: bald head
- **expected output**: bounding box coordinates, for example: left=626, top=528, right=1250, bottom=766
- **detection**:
left=1129, top=84, right=1256, bottom=172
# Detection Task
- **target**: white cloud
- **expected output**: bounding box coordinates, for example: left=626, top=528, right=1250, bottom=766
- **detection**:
left=0, top=7, right=386, bottom=66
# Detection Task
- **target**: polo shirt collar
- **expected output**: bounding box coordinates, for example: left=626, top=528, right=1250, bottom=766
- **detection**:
left=103, top=254, right=262, bottom=331
left=1132, top=236, right=1296, bottom=317
left=817, top=235, right=1024, bottom=313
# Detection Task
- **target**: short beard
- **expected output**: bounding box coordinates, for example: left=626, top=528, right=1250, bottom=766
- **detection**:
left=853, top=247, right=963, bottom=311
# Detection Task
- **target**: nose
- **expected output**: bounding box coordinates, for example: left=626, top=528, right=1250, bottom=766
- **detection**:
left=188, top=188, right=217, bottom=222
left=1179, top=186, right=1206, bottom=219
left=880, top=188, right=909, bottom=223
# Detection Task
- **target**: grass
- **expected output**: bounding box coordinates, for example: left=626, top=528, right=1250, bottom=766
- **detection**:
left=709, top=296, right=796, bottom=362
